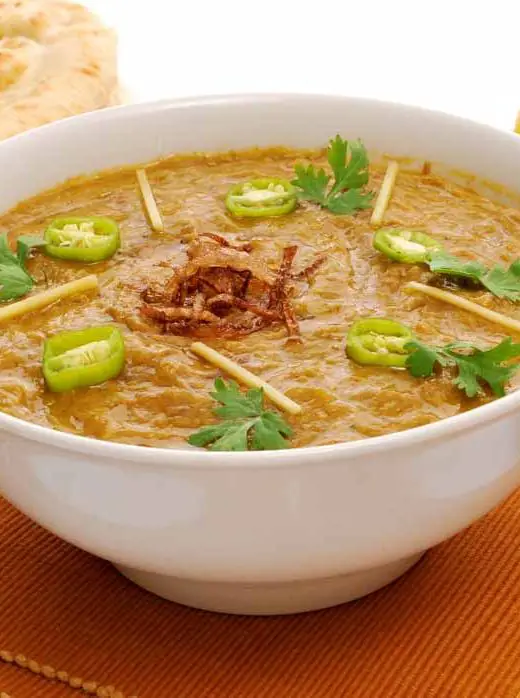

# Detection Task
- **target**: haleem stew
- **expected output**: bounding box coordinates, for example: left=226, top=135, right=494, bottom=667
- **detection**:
left=0, top=136, right=519, bottom=451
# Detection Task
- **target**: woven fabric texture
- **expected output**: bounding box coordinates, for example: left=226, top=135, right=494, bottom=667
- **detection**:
left=0, top=491, right=519, bottom=698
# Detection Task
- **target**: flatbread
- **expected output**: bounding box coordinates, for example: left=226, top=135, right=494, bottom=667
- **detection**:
left=0, top=0, right=119, bottom=140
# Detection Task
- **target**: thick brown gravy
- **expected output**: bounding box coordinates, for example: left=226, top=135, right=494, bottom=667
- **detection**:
left=0, top=146, right=519, bottom=448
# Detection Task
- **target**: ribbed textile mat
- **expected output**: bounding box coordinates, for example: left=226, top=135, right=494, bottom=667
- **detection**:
left=0, top=491, right=519, bottom=698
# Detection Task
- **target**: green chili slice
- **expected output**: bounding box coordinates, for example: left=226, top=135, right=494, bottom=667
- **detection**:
left=225, top=178, right=297, bottom=217
left=373, top=228, right=443, bottom=264
left=44, top=216, right=120, bottom=263
left=346, top=318, right=414, bottom=368
left=43, top=325, right=125, bottom=393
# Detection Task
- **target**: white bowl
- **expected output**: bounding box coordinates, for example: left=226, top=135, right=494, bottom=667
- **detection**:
left=1, top=94, right=520, bottom=615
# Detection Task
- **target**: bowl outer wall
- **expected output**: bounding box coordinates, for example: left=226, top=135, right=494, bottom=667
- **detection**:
left=0, top=94, right=519, bottom=581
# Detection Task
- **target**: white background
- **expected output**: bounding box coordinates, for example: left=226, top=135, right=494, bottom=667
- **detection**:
left=83, top=0, right=519, bottom=131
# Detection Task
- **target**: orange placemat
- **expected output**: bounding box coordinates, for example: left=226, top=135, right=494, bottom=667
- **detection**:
left=0, top=491, right=519, bottom=698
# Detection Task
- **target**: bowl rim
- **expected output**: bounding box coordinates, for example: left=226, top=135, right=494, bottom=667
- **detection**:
left=2, top=91, right=520, bottom=469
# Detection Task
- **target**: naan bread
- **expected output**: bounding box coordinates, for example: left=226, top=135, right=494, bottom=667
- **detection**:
left=0, top=0, right=118, bottom=140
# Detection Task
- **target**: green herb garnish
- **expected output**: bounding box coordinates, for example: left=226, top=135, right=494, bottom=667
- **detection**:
left=427, top=251, right=520, bottom=302
left=406, top=337, right=520, bottom=397
left=292, top=135, right=373, bottom=215
left=0, top=233, right=46, bottom=302
left=188, top=378, right=293, bottom=451
left=427, top=251, right=487, bottom=281
left=480, top=260, right=520, bottom=301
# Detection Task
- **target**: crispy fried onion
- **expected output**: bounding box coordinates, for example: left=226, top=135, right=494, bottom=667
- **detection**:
left=141, top=233, right=324, bottom=340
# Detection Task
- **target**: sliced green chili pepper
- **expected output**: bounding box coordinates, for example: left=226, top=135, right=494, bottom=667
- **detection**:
left=346, top=318, right=414, bottom=368
left=225, top=178, right=297, bottom=217
left=373, top=228, right=443, bottom=264
left=44, top=216, right=120, bottom=263
left=43, top=325, right=125, bottom=393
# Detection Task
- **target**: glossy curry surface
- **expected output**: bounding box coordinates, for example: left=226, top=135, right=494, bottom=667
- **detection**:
left=1, top=147, right=519, bottom=448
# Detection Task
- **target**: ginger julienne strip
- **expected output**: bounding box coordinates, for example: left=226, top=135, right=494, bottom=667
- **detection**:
left=136, top=168, right=164, bottom=232
left=190, top=341, right=302, bottom=415
left=405, top=281, right=520, bottom=334
left=370, top=160, right=399, bottom=226
left=0, top=275, right=99, bottom=324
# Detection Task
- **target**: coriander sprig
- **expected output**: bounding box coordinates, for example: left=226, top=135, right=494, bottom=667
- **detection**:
left=0, top=233, right=46, bottom=302
left=188, top=378, right=293, bottom=451
left=405, top=337, right=520, bottom=397
left=481, top=260, right=520, bottom=301
left=427, top=251, right=520, bottom=302
left=292, top=135, right=373, bottom=215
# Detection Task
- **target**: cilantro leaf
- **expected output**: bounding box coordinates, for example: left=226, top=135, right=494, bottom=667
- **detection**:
left=292, top=164, right=330, bottom=206
left=0, top=233, right=16, bottom=259
left=446, top=338, right=520, bottom=397
left=188, top=379, right=293, bottom=451
left=0, top=264, right=34, bottom=302
left=405, top=341, right=448, bottom=377
left=327, top=189, right=374, bottom=214
left=186, top=422, right=233, bottom=448
left=0, top=233, right=45, bottom=302
left=427, top=251, right=486, bottom=281
left=16, top=235, right=47, bottom=266
left=250, top=414, right=291, bottom=450
left=405, top=337, right=520, bottom=398
left=202, top=421, right=254, bottom=452
left=327, top=134, right=348, bottom=184
left=450, top=358, right=481, bottom=397
left=210, top=377, right=264, bottom=419
left=480, top=260, right=520, bottom=301
left=258, top=410, right=293, bottom=437
left=329, top=138, right=370, bottom=193
left=427, top=251, right=520, bottom=302
left=292, top=135, right=372, bottom=215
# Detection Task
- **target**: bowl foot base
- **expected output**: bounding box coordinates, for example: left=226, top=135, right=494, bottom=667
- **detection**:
left=114, top=552, right=424, bottom=615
